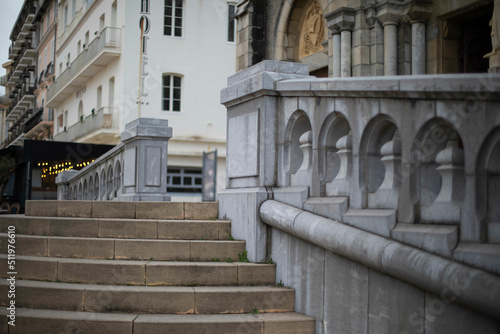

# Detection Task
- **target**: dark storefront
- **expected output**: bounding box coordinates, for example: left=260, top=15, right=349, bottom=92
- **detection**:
left=2, top=140, right=114, bottom=212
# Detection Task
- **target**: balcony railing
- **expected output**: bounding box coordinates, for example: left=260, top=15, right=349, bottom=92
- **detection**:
left=6, top=84, right=35, bottom=122
left=47, top=27, right=121, bottom=107
left=54, top=107, right=119, bottom=143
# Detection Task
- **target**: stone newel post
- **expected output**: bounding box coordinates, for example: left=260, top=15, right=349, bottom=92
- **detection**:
left=119, top=118, right=173, bottom=201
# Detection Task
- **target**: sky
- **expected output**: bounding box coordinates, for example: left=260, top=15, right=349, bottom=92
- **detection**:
left=0, top=1, right=25, bottom=95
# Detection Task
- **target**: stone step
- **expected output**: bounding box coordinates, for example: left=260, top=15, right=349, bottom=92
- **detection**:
left=25, top=201, right=219, bottom=220
left=343, top=208, right=396, bottom=237
left=0, top=308, right=316, bottom=334
left=0, top=215, right=231, bottom=240
left=0, top=234, right=245, bottom=261
left=0, top=255, right=276, bottom=286
left=0, top=280, right=295, bottom=314
left=391, top=223, right=458, bottom=257
left=304, top=196, right=348, bottom=221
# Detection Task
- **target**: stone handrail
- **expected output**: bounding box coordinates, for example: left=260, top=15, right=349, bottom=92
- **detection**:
left=56, top=118, right=172, bottom=201
left=260, top=200, right=500, bottom=321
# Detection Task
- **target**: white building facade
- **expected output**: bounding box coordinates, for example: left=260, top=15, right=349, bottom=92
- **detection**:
left=47, top=0, right=236, bottom=199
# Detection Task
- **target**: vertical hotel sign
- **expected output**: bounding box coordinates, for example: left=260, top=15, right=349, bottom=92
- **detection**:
left=138, top=0, right=151, bottom=118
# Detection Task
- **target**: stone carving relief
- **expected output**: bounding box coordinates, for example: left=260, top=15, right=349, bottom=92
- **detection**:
left=299, top=0, right=326, bottom=58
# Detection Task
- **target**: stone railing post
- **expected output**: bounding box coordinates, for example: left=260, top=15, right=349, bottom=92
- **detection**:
left=218, top=61, right=311, bottom=262
left=291, top=131, right=313, bottom=187
left=326, top=134, right=352, bottom=196
left=371, top=132, right=402, bottom=209
left=421, top=140, right=464, bottom=223
left=326, top=8, right=355, bottom=77
left=118, top=118, right=172, bottom=201
left=55, top=170, right=80, bottom=200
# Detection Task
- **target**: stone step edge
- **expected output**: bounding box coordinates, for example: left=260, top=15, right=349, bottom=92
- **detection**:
left=25, top=201, right=219, bottom=220
left=0, top=255, right=277, bottom=286
left=0, top=215, right=232, bottom=240
left=0, top=280, right=295, bottom=315
left=0, top=233, right=246, bottom=261
left=0, top=308, right=316, bottom=334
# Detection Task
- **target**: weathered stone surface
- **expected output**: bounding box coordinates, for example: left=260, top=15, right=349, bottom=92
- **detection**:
left=343, top=208, right=396, bottom=237
left=304, top=196, right=348, bottom=221
left=136, top=202, right=184, bottom=220
left=48, top=236, right=114, bottom=259
left=57, top=201, right=93, bottom=217
left=92, top=202, right=136, bottom=219
left=146, top=262, right=238, bottom=286
left=184, top=202, right=218, bottom=220
left=391, top=223, right=458, bottom=258
left=49, top=217, right=99, bottom=237
left=157, top=220, right=219, bottom=240
left=237, top=263, right=276, bottom=286
left=115, top=239, right=190, bottom=261
left=99, top=219, right=158, bottom=239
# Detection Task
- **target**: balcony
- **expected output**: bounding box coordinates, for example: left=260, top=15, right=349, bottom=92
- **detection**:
left=47, top=27, right=121, bottom=107
left=6, top=84, right=35, bottom=122
left=54, top=107, right=119, bottom=144
left=23, top=107, right=54, bottom=138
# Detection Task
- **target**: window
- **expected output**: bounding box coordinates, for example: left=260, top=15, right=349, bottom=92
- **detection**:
left=164, top=0, right=183, bottom=37
left=167, top=167, right=202, bottom=193
left=64, top=4, right=68, bottom=28
left=228, top=4, right=236, bottom=42
left=162, top=74, right=181, bottom=112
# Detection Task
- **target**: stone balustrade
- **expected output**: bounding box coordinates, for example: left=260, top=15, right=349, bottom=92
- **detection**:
left=219, top=60, right=500, bottom=268
left=56, top=118, right=172, bottom=202
left=218, top=60, right=500, bottom=333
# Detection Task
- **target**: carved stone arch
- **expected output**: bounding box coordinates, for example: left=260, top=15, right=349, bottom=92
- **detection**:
left=318, top=112, right=351, bottom=183
left=283, top=110, right=312, bottom=185
left=359, top=115, right=399, bottom=206
left=274, top=0, right=328, bottom=63
left=476, top=126, right=500, bottom=242
left=411, top=117, right=464, bottom=222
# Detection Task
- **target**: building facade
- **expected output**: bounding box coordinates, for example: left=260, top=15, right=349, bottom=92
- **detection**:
left=236, top=0, right=498, bottom=76
left=45, top=0, right=236, bottom=199
left=1, top=0, right=37, bottom=148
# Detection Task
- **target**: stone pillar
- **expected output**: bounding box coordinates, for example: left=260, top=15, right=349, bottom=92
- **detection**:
left=118, top=118, right=172, bottom=202
left=326, top=8, right=355, bottom=77
left=407, top=2, right=432, bottom=75
left=411, top=21, right=426, bottom=74
left=341, top=28, right=352, bottom=77
left=332, top=27, right=341, bottom=77
left=219, top=61, right=310, bottom=262
left=377, top=5, right=404, bottom=76
left=383, top=22, right=398, bottom=76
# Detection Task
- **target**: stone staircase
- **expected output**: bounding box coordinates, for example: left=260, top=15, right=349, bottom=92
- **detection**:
left=0, top=201, right=315, bottom=334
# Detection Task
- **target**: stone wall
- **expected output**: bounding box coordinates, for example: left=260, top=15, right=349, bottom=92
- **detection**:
left=236, top=0, right=499, bottom=74
left=218, top=60, right=500, bottom=333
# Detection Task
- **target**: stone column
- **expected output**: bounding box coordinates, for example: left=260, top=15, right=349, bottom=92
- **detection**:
left=341, top=28, right=353, bottom=77
left=421, top=140, right=464, bottom=223
left=119, top=118, right=172, bottom=202
left=377, top=5, right=403, bottom=76
left=332, top=26, right=341, bottom=77
left=383, top=22, right=398, bottom=76
left=326, top=8, right=355, bottom=77
left=372, top=133, right=401, bottom=209
left=291, top=131, right=313, bottom=187
left=411, top=21, right=426, bottom=74
left=407, top=2, right=432, bottom=75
